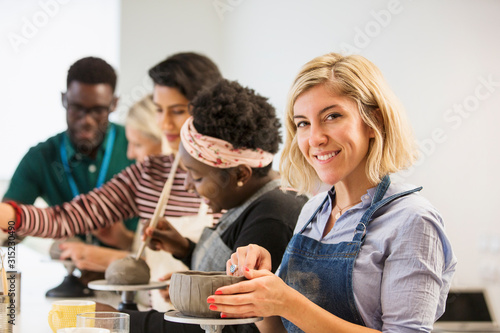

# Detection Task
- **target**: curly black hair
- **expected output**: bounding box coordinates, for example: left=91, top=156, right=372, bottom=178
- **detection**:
left=148, top=52, right=222, bottom=101
left=67, top=57, right=117, bottom=92
left=190, top=79, right=282, bottom=177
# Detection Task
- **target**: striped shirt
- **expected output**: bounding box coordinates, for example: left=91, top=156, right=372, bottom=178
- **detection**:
left=12, top=154, right=210, bottom=238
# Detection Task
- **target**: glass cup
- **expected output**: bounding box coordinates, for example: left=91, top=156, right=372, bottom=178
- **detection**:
left=0, top=295, right=13, bottom=333
left=76, top=312, right=129, bottom=333
left=48, top=300, right=96, bottom=333
left=58, top=328, right=110, bottom=333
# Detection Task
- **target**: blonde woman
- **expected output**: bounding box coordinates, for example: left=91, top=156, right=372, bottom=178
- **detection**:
left=125, top=94, right=167, bottom=161
left=208, top=53, right=457, bottom=333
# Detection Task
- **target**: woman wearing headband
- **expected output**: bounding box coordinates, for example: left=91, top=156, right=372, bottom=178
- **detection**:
left=206, top=53, right=457, bottom=332
left=122, top=79, right=308, bottom=333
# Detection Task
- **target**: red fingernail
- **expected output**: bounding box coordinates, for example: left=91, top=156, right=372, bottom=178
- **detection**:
left=244, top=266, right=249, bottom=272
left=215, top=290, right=223, bottom=295
left=207, top=297, right=215, bottom=303
left=209, top=304, right=217, bottom=310
left=221, top=314, right=227, bottom=318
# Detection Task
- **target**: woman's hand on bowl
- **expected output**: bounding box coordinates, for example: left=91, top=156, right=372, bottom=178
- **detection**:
left=208, top=268, right=290, bottom=319
left=226, top=244, right=272, bottom=276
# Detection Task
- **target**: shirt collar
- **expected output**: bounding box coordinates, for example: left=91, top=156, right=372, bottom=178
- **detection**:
left=326, top=183, right=378, bottom=211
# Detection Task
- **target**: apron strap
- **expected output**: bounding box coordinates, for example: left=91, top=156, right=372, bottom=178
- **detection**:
left=299, top=195, right=329, bottom=234
left=299, top=175, right=422, bottom=243
left=353, top=184, right=423, bottom=242
left=300, top=175, right=392, bottom=234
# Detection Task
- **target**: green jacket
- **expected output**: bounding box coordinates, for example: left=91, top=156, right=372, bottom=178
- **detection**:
left=3, top=123, right=138, bottom=246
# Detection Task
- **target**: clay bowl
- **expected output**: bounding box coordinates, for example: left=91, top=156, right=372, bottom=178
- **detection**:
left=170, top=271, right=245, bottom=318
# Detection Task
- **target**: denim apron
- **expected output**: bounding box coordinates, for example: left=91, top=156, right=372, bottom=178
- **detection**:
left=278, top=176, right=422, bottom=332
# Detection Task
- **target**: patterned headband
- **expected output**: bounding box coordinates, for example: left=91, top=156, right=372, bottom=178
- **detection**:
left=180, top=117, right=274, bottom=169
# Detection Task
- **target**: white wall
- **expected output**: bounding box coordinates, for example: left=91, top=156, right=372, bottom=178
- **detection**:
left=0, top=0, right=121, bottom=179
left=116, top=0, right=224, bottom=122
left=120, top=0, right=500, bottom=317
left=1, top=0, right=499, bottom=319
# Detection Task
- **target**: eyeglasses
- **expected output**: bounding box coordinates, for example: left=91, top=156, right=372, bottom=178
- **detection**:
left=62, top=93, right=115, bottom=118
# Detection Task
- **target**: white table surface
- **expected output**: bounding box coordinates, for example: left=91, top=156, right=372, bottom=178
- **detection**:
left=3, top=241, right=144, bottom=333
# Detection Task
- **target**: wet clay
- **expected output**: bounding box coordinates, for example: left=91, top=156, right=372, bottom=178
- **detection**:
left=105, top=256, right=151, bottom=285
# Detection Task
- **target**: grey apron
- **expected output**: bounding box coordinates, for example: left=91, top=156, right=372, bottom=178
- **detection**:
left=191, top=179, right=281, bottom=271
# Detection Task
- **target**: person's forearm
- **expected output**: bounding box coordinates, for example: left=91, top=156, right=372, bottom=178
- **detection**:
left=178, top=238, right=197, bottom=267
left=281, top=288, right=380, bottom=333
left=99, top=248, right=129, bottom=267
left=72, top=246, right=129, bottom=272
left=101, top=232, right=133, bottom=250
left=117, top=229, right=135, bottom=250
left=0, top=203, right=16, bottom=230
left=93, top=223, right=135, bottom=250
left=4, top=195, right=126, bottom=239
left=171, top=236, right=191, bottom=258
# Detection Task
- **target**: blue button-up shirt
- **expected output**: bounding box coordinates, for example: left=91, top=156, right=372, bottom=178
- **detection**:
left=287, top=181, right=457, bottom=332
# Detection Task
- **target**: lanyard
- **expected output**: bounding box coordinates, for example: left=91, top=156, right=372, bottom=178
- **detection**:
left=59, top=124, right=116, bottom=198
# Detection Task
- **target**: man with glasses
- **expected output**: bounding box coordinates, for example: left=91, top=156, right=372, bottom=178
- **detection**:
left=3, top=57, right=137, bottom=252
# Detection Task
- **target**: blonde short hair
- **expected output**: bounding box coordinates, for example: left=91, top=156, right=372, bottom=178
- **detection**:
left=280, top=53, right=418, bottom=194
left=125, top=94, right=163, bottom=144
